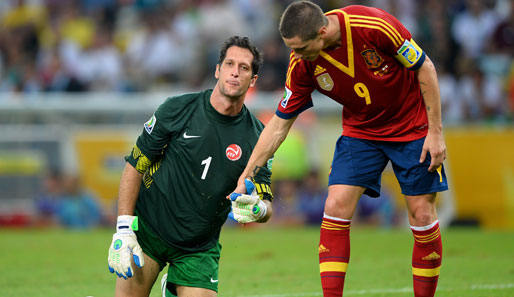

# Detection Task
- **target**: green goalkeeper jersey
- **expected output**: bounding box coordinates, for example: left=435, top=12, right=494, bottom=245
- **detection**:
left=125, top=89, right=273, bottom=251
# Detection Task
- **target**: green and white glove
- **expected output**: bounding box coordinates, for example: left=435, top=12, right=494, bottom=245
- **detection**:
left=228, top=179, right=267, bottom=224
left=108, top=215, right=144, bottom=279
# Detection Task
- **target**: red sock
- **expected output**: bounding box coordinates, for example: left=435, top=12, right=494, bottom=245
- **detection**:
left=319, top=215, right=351, bottom=297
left=411, top=220, right=443, bottom=297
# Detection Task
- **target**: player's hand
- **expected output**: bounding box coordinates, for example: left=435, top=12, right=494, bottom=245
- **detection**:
left=228, top=179, right=267, bottom=224
left=108, top=215, right=145, bottom=279
left=420, top=129, right=446, bottom=172
left=228, top=175, right=248, bottom=198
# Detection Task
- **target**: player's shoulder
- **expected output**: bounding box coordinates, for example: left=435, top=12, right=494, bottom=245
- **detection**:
left=342, top=5, right=406, bottom=48
left=156, top=90, right=209, bottom=117
left=153, top=90, right=209, bottom=124
left=286, top=51, right=314, bottom=83
left=161, top=90, right=208, bottom=109
left=341, top=5, right=391, bottom=18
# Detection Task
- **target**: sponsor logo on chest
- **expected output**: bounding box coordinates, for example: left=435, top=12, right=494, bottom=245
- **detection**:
left=314, top=65, right=326, bottom=76
left=226, top=144, right=242, bottom=161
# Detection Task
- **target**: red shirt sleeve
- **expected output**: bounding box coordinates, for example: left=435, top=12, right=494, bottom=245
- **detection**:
left=276, top=53, right=315, bottom=119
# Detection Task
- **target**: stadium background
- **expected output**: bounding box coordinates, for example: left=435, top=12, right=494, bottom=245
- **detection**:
left=1, top=0, right=514, bottom=296
left=1, top=0, right=513, bottom=229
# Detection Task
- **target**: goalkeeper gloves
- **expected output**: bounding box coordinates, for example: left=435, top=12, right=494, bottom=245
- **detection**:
left=228, top=179, right=267, bottom=224
left=108, top=215, right=145, bottom=279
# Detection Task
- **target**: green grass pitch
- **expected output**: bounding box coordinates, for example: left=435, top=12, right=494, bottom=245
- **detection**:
left=1, top=226, right=513, bottom=297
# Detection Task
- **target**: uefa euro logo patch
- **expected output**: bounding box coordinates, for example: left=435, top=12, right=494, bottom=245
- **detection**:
left=144, top=114, right=156, bottom=134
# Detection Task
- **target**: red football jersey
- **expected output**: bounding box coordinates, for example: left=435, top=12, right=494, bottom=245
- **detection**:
left=277, top=5, right=428, bottom=141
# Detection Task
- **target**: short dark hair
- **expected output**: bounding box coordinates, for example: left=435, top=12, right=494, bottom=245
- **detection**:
left=279, top=1, right=328, bottom=41
left=218, top=36, right=263, bottom=76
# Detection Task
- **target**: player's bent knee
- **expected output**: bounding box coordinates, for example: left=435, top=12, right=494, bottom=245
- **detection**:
left=115, top=262, right=158, bottom=297
left=408, top=204, right=437, bottom=225
left=115, top=278, right=148, bottom=297
left=405, top=193, right=438, bottom=225
left=324, top=196, right=355, bottom=219
left=324, top=195, right=338, bottom=211
left=411, top=212, right=436, bottom=226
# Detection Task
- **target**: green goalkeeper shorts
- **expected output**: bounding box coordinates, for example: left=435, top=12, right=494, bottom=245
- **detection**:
left=135, top=216, right=221, bottom=295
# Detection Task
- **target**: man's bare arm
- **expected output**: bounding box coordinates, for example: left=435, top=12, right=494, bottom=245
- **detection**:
left=117, top=163, right=143, bottom=215
left=416, top=55, right=446, bottom=171
left=236, top=114, right=296, bottom=192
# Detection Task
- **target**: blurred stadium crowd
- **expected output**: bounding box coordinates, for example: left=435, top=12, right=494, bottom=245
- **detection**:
left=1, top=0, right=513, bottom=229
left=0, top=0, right=513, bottom=124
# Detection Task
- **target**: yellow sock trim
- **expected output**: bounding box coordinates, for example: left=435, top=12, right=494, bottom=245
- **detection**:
left=412, top=266, right=441, bottom=277
left=320, top=261, right=348, bottom=273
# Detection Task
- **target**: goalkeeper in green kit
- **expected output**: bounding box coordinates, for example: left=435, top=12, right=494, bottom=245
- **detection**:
left=107, top=36, right=274, bottom=297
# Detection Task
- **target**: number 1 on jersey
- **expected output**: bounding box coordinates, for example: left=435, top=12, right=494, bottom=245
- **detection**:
left=201, top=156, right=212, bottom=180
left=354, top=82, right=371, bottom=105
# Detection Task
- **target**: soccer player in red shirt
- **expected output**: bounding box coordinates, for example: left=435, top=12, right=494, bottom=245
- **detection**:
left=234, top=2, right=448, bottom=297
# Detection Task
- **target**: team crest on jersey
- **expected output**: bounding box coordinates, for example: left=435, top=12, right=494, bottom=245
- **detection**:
left=281, top=87, right=292, bottom=108
left=144, top=114, right=156, bottom=134
left=226, top=144, right=242, bottom=161
left=361, top=49, right=383, bottom=68
left=316, top=73, right=334, bottom=91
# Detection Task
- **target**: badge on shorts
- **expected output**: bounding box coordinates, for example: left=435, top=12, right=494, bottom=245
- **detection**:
left=361, top=49, right=384, bottom=68
left=316, top=73, right=334, bottom=91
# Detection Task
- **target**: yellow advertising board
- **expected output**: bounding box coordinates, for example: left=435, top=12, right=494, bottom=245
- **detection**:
left=380, top=127, right=514, bottom=229
left=315, top=124, right=514, bottom=229
left=73, top=131, right=134, bottom=202
left=73, top=126, right=514, bottom=229
left=444, top=127, right=514, bottom=229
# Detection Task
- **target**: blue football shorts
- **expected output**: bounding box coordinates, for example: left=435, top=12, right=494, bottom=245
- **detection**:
left=328, top=136, right=448, bottom=197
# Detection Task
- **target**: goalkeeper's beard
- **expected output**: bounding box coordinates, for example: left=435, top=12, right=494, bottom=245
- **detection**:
left=219, top=81, right=250, bottom=102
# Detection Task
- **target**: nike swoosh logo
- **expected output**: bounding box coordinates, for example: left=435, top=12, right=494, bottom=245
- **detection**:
left=183, top=132, right=201, bottom=139
left=210, top=277, right=219, bottom=283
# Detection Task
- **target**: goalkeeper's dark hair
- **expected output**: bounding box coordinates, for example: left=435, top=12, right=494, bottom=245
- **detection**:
left=279, top=1, right=328, bottom=41
left=218, top=36, right=263, bottom=76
